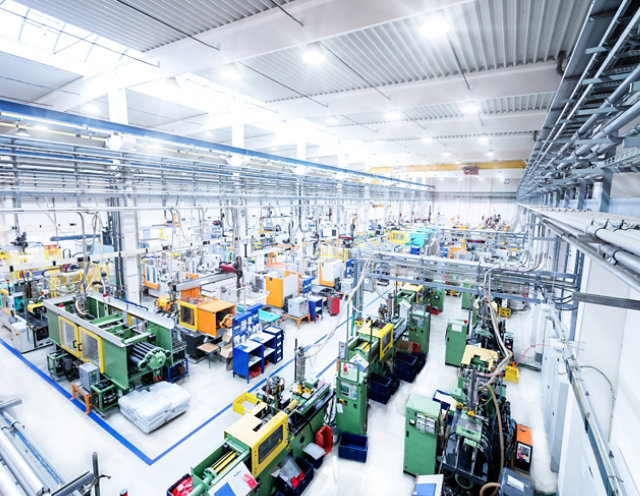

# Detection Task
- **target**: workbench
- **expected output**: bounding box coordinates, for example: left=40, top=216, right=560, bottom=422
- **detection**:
left=283, top=313, right=312, bottom=329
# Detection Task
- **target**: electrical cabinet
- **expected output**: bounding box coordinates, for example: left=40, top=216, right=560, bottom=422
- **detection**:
left=404, top=393, right=440, bottom=476
left=335, top=359, right=368, bottom=436
left=445, top=319, right=469, bottom=367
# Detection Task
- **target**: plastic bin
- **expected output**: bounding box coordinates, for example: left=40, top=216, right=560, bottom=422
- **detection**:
left=167, top=474, right=191, bottom=496
left=277, top=457, right=315, bottom=496
left=369, top=374, right=394, bottom=404
left=338, top=432, right=368, bottom=463
left=303, top=443, right=325, bottom=469
left=315, top=425, right=333, bottom=454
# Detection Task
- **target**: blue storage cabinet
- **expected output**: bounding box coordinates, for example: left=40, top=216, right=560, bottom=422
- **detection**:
left=250, top=332, right=277, bottom=367
left=263, top=326, right=284, bottom=363
left=233, top=340, right=264, bottom=383
left=308, top=296, right=323, bottom=321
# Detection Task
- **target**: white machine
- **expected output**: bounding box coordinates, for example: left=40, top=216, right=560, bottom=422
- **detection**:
left=287, top=296, right=309, bottom=318
left=318, top=259, right=342, bottom=288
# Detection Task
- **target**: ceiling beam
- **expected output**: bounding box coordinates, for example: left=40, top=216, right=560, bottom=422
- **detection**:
left=269, top=62, right=561, bottom=120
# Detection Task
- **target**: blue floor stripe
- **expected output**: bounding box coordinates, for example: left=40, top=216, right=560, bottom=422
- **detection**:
left=1, top=291, right=387, bottom=466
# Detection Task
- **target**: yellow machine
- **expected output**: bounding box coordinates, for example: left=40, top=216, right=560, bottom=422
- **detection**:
left=224, top=405, right=289, bottom=477
left=357, top=321, right=394, bottom=360
left=178, top=298, right=235, bottom=338
left=390, top=230, right=410, bottom=244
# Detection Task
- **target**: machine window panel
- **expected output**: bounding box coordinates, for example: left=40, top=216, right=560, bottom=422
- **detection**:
left=180, top=305, right=195, bottom=326
left=258, top=425, right=283, bottom=463
left=60, top=319, right=76, bottom=349
left=81, top=330, right=100, bottom=366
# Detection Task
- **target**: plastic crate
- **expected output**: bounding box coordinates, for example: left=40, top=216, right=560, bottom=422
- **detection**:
left=167, top=474, right=191, bottom=496
left=338, top=432, right=368, bottom=463
left=369, top=374, right=394, bottom=404
left=394, top=367, right=417, bottom=383
left=413, top=352, right=427, bottom=373
left=277, top=457, right=314, bottom=496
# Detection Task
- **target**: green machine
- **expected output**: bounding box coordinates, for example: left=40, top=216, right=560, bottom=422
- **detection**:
left=461, top=284, right=476, bottom=310
left=430, top=286, right=445, bottom=313
left=335, top=359, right=368, bottom=435
left=445, top=318, right=469, bottom=366
left=404, top=393, right=441, bottom=475
left=346, top=320, right=395, bottom=376
left=171, top=369, right=333, bottom=496
left=408, top=303, right=431, bottom=354
left=395, top=284, right=431, bottom=353
left=44, top=292, right=187, bottom=414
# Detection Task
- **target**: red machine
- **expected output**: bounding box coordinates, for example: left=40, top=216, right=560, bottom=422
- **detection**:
left=327, top=294, right=340, bottom=315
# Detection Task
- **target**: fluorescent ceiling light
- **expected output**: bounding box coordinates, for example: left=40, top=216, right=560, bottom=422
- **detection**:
left=477, top=136, right=489, bottom=144
left=302, top=43, right=326, bottom=65
left=326, top=117, right=339, bottom=125
left=227, top=154, right=247, bottom=167
left=294, top=165, right=306, bottom=175
left=15, top=128, right=29, bottom=137
left=84, top=103, right=100, bottom=114
left=335, top=172, right=346, bottom=181
left=205, top=131, right=212, bottom=138
left=33, top=124, right=48, bottom=131
left=221, top=64, right=242, bottom=81
left=421, top=137, right=433, bottom=143
left=486, top=151, right=495, bottom=158
left=442, top=151, right=451, bottom=158
left=386, top=111, right=402, bottom=121
left=419, top=14, right=450, bottom=38
left=461, top=103, right=480, bottom=114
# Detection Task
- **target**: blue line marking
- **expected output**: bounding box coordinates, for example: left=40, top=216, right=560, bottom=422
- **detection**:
left=0, top=291, right=387, bottom=465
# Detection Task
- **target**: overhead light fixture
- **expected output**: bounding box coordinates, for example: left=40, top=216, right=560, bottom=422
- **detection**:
left=486, top=151, right=495, bottom=158
left=302, top=43, right=326, bottom=65
left=477, top=135, right=489, bottom=144
left=386, top=111, right=402, bottom=121
left=33, top=124, right=49, bottom=131
left=421, top=136, right=433, bottom=143
left=335, top=172, right=346, bottom=181
left=462, top=102, right=480, bottom=114
left=442, top=151, right=451, bottom=158
left=84, top=103, right=100, bottom=115
left=419, top=14, right=450, bottom=38
left=205, top=131, right=212, bottom=138
left=15, top=127, right=29, bottom=137
left=227, top=154, right=248, bottom=167
left=326, top=117, right=339, bottom=125
left=294, top=165, right=307, bottom=175
left=221, top=63, right=242, bottom=81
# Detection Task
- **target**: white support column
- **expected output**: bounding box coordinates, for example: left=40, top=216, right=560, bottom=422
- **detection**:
left=108, top=87, right=141, bottom=304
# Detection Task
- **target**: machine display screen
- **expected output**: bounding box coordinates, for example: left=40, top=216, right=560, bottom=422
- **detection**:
left=258, top=425, right=283, bottom=464
left=180, top=305, right=195, bottom=326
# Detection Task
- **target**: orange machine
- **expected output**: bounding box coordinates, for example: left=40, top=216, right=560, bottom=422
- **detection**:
left=178, top=298, right=236, bottom=338
left=514, top=424, right=532, bottom=473
left=266, top=273, right=298, bottom=308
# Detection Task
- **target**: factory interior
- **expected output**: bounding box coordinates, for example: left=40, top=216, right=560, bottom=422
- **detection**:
left=0, top=1, right=639, bottom=495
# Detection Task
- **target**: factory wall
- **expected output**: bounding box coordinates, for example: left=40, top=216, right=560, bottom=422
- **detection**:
left=427, top=176, right=520, bottom=226
left=557, top=258, right=640, bottom=495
